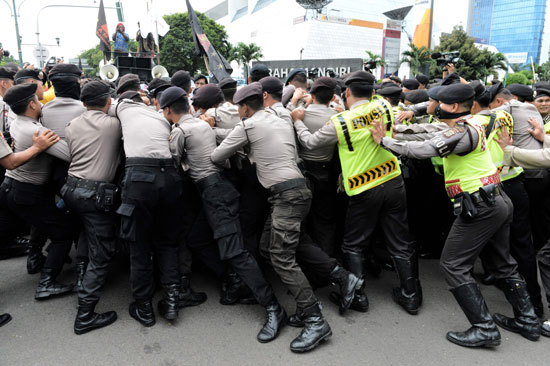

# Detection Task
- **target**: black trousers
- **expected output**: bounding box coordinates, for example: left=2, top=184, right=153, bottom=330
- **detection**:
left=197, top=172, right=274, bottom=306
left=2, top=178, right=73, bottom=271
left=303, top=160, right=338, bottom=256
left=500, top=176, right=541, bottom=302
left=342, top=175, right=414, bottom=260
left=117, top=159, right=183, bottom=301
left=441, top=192, right=520, bottom=288
left=524, top=173, right=550, bottom=250
left=62, top=182, right=117, bottom=304
left=296, top=232, right=337, bottom=289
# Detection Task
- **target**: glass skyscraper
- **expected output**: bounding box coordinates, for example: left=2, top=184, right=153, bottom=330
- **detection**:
left=468, top=0, right=547, bottom=64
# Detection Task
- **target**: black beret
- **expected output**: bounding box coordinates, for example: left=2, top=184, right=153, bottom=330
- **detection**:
left=310, top=77, right=337, bottom=94
left=373, top=84, right=382, bottom=90
left=535, top=82, right=550, bottom=90
left=192, top=84, right=224, bottom=109
left=259, top=76, right=283, bottom=94
left=345, top=71, right=375, bottom=86
left=250, top=64, right=270, bottom=81
left=488, top=81, right=504, bottom=102
left=171, top=71, right=191, bottom=89
left=116, top=73, right=141, bottom=94
left=437, top=84, right=475, bottom=104
left=380, top=81, right=396, bottom=88
left=81, top=80, right=111, bottom=103
left=506, top=84, right=534, bottom=102
left=194, top=74, right=208, bottom=83
left=441, top=72, right=461, bottom=86
left=404, top=89, right=429, bottom=104
left=159, top=86, right=187, bottom=109
left=377, top=85, right=402, bottom=98
left=0, top=67, right=15, bottom=80
left=49, top=63, right=82, bottom=79
left=147, top=78, right=170, bottom=99
left=218, top=77, right=237, bottom=89
left=389, top=76, right=401, bottom=84
left=118, top=90, right=141, bottom=101
left=469, top=80, right=486, bottom=100
left=285, top=68, right=307, bottom=85
left=14, top=69, right=43, bottom=84
left=535, top=88, right=550, bottom=99
left=428, top=85, right=443, bottom=100
left=3, top=63, right=20, bottom=73
left=416, top=74, right=429, bottom=85
left=3, top=83, right=37, bottom=108
left=402, top=79, right=420, bottom=90
left=233, top=82, right=263, bottom=104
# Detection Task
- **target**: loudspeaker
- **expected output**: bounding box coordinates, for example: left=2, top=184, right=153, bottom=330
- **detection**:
left=116, top=57, right=153, bottom=82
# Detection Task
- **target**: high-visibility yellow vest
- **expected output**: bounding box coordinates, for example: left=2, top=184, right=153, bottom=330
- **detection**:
left=544, top=115, right=550, bottom=134
left=469, top=111, right=523, bottom=182
left=333, top=96, right=401, bottom=196
left=443, top=121, right=500, bottom=198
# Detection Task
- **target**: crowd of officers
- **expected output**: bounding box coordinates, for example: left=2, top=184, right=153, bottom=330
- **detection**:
left=1, top=58, right=550, bottom=353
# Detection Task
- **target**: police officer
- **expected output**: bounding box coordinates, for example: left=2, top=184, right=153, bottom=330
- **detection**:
left=211, top=83, right=333, bottom=353
left=292, top=71, right=422, bottom=316
left=115, top=84, right=185, bottom=326
left=283, top=68, right=308, bottom=109
left=506, top=84, right=535, bottom=104
left=61, top=81, right=121, bottom=334
left=373, top=83, right=540, bottom=347
left=402, top=79, right=419, bottom=92
left=534, top=87, right=550, bottom=125
left=147, top=78, right=170, bottom=111
left=162, top=86, right=287, bottom=342
left=260, top=76, right=292, bottom=124
left=248, top=63, right=270, bottom=83
left=2, top=83, right=74, bottom=299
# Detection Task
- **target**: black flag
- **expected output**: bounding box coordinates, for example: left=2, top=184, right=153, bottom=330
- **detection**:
left=96, top=0, right=111, bottom=58
left=186, top=0, right=233, bottom=83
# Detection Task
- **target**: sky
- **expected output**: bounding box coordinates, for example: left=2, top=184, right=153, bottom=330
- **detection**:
left=0, top=0, right=469, bottom=65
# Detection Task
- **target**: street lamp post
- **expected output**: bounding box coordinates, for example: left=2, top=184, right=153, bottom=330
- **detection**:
left=1, top=0, right=24, bottom=65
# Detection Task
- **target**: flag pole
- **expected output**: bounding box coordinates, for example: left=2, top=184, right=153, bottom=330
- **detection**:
left=202, top=53, right=212, bottom=76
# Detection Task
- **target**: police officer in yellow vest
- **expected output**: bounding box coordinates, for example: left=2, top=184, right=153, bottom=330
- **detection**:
left=469, top=81, right=544, bottom=316
left=372, top=83, right=540, bottom=348
left=291, top=71, right=422, bottom=316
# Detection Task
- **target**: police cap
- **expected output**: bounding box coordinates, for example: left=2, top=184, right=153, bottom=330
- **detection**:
left=310, top=77, right=337, bottom=94
left=469, top=80, right=487, bottom=100
left=14, top=69, right=43, bottom=84
left=3, top=83, right=37, bottom=109
left=506, top=84, right=534, bottom=102
left=116, top=73, right=141, bottom=94
left=402, top=79, right=420, bottom=90
left=404, top=89, right=429, bottom=104
left=218, top=77, right=238, bottom=90
left=148, top=78, right=170, bottom=99
left=81, top=80, right=111, bottom=103
left=428, top=85, right=443, bottom=100
left=285, top=68, right=307, bottom=85
left=377, top=85, right=402, bottom=98
left=345, top=71, right=375, bottom=86
left=488, top=81, right=504, bottom=102
left=437, top=84, right=475, bottom=104
left=250, top=64, right=270, bottom=81
left=259, top=76, right=283, bottom=94
left=233, top=82, right=263, bottom=104
left=441, top=72, right=461, bottom=86
left=49, top=63, right=82, bottom=80
left=192, top=84, right=224, bottom=109
left=0, top=67, right=15, bottom=80
left=416, top=74, right=429, bottom=86
left=171, top=71, right=192, bottom=89
left=159, top=86, right=187, bottom=109
left=535, top=88, right=550, bottom=99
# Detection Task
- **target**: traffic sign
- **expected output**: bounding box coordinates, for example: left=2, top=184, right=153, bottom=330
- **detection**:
left=33, top=46, right=49, bottom=61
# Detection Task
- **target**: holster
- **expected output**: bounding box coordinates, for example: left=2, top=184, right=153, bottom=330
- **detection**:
left=453, top=192, right=478, bottom=219
left=479, top=184, right=496, bottom=206
left=95, top=183, right=120, bottom=212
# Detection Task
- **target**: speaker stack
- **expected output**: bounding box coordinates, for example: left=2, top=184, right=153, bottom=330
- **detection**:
left=116, top=57, right=153, bottom=82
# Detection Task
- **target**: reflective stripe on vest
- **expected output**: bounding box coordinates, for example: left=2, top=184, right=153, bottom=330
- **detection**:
left=333, top=97, right=401, bottom=196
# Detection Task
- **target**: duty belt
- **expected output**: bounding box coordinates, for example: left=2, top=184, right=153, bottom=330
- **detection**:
left=125, top=157, right=175, bottom=168
left=268, top=178, right=306, bottom=196
left=470, top=185, right=502, bottom=205
left=303, top=160, right=331, bottom=170
left=196, top=171, right=223, bottom=191
left=65, top=176, right=105, bottom=191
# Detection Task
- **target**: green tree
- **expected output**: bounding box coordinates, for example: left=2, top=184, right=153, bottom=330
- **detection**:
left=160, top=12, right=232, bottom=76
left=78, top=39, right=140, bottom=77
left=535, top=62, right=550, bottom=81
left=400, top=44, right=432, bottom=77
left=365, top=51, right=385, bottom=68
left=432, top=26, right=507, bottom=80
left=505, top=73, right=530, bottom=85
left=232, top=42, right=263, bottom=80
left=0, top=54, right=18, bottom=67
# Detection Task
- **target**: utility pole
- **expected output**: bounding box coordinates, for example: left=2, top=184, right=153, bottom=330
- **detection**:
left=2, top=0, right=24, bottom=65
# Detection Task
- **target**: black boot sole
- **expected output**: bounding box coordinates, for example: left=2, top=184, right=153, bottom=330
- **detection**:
left=290, top=330, right=332, bottom=353
left=541, top=326, right=550, bottom=337
left=493, top=315, right=540, bottom=342
left=35, top=289, right=74, bottom=300
left=446, top=333, right=501, bottom=348
left=0, top=314, right=12, bottom=327
left=74, top=314, right=118, bottom=335
left=329, top=292, right=368, bottom=313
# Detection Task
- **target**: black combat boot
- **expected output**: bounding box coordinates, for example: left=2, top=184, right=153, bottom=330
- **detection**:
left=158, top=284, right=180, bottom=321
left=391, top=256, right=422, bottom=315
left=257, top=300, right=287, bottom=343
left=178, top=275, right=207, bottom=308
left=129, top=300, right=155, bottom=327
left=329, top=265, right=363, bottom=315
left=287, top=307, right=305, bottom=328
left=74, top=299, right=117, bottom=335
left=27, top=243, right=46, bottom=275
left=74, top=260, right=88, bottom=294
left=493, top=280, right=541, bottom=341
left=446, top=282, right=501, bottom=348
left=220, top=272, right=257, bottom=305
left=0, top=237, right=30, bottom=260
left=541, top=320, right=550, bottom=337
left=342, top=252, right=368, bottom=312
left=0, top=313, right=12, bottom=327
left=290, top=302, right=332, bottom=353
left=35, top=268, right=74, bottom=300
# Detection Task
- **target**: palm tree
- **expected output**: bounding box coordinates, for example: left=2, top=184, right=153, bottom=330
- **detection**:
left=232, top=42, right=264, bottom=81
left=364, top=51, right=385, bottom=68
left=400, top=44, right=432, bottom=77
